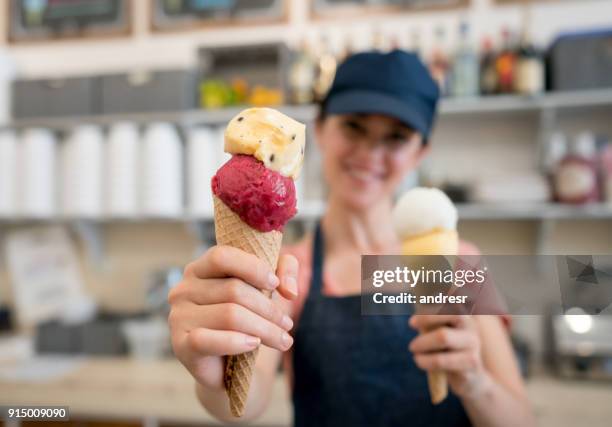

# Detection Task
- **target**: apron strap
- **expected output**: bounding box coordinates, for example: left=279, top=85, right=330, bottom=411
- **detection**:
left=310, top=221, right=324, bottom=296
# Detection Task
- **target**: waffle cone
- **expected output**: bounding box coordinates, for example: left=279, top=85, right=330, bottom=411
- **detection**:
left=419, top=318, right=449, bottom=404
left=422, top=320, right=449, bottom=404
left=403, top=231, right=457, bottom=405
left=428, top=370, right=448, bottom=404
left=213, top=196, right=282, bottom=417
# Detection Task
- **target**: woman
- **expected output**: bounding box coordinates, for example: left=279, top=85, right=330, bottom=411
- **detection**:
left=168, top=50, right=535, bottom=426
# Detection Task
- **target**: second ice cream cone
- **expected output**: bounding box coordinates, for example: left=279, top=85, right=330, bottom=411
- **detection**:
left=403, top=231, right=458, bottom=405
left=428, top=365, right=449, bottom=404
left=213, top=196, right=282, bottom=417
left=393, top=188, right=460, bottom=406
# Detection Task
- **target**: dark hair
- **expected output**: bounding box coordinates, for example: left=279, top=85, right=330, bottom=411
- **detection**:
left=316, top=99, right=419, bottom=136
left=316, top=99, right=328, bottom=123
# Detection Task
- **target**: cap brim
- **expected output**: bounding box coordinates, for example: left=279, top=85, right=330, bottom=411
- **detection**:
left=324, top=89, right=430, bottom=139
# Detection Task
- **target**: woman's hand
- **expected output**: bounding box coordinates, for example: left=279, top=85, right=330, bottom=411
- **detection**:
left=168, top=245, right=299, bottom=390
left=408, top=315, right=492, bottom=399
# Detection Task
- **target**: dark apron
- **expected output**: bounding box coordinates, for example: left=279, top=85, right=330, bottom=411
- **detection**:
left=292, top=223, right=471, bottom=427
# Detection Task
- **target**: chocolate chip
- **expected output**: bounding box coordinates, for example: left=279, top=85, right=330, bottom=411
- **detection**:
left=259, top=140, right=262, bottom=144
left=301, top=147, right=304, bottom=155
left=292, top=135, right=296, bottom=140
left=270, top=154, right=275, bottom=162
left=237, top=117, right=244, bottom=121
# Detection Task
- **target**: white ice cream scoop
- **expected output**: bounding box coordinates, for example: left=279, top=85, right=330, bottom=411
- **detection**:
left=393, top=187, right=458, bottom=240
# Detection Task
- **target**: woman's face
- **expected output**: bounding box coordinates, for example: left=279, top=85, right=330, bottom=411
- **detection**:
left=316, top=113, right=428, bottom=210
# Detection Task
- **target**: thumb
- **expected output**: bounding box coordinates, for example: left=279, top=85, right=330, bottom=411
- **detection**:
left=276, top=254, right=299, bottom=300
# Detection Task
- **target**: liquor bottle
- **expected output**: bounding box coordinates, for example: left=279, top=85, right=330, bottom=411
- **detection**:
left=515, top=28, right=545, bottom=95
left=313, top=34, right=338, bottom=102
left=479, top=36, right=497, bottom=96
left=389, top=33, right=401, bottom=51
left=372, top=27, right=389, bottom=52
left=288, top=39, right=316, bottom=105
left=451, top=21, right=479, bottom=98
left=495, top=28, right=517, bottom=94
left=429, top=26, right=451, bottom=96
left=337, top=33, right=354, bottom=63
left=407, top=29, right=422, bottom=58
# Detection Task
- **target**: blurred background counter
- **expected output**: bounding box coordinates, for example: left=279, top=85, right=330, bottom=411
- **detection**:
left=1, top=354, right=612, bottom=427
left=0, top=354, right=291, bottom=427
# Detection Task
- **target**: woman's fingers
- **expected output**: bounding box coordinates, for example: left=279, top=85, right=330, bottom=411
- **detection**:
left=183, top=328, right=261, bottom=357
left=409, top=327, right=477, bottom=353
left=408, top=315, right=483, bottom=375
left=276, top=254, right=299, bottom=300
left=409, top=314, right=470, bottom=331
left=184, top=303, right=293, bottom=352
left=187, top=245, right=279, bottom=292
left=414, top=350, right=481, bottom=372
left=176, top=279, right=293, bottom=331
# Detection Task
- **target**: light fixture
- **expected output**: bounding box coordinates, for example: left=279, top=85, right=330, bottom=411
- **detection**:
left=563, top=307, right=594, bottom=334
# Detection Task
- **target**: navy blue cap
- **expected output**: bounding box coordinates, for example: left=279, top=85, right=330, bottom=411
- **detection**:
left=323, top=50, right=440, bottom=141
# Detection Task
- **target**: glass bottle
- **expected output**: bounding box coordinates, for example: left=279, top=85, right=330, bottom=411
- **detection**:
left=313, top=34, right=337, bottom=102
left=515, top=28, right=545, bottom=95
left=409, top=29, right=422, bottom=58
left=479, top=36, right=497, bottom=96
left=495, top=28, right=518, bottom=94
left=451, top=21, right=479, bottom=98
left=288, top=39, right=316, bottom=105
left=554, top=132, right=600, bottom=204
left=429, top=26, right=451, bottom=96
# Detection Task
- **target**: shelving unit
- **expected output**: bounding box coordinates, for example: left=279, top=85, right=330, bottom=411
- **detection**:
left=1, top=89, right=611, bottom=225
left=3, top=88, right=612, bottom=131
left=456, top=203, right=612, bottom=221
left=2, top=88, right=612, bottom=259
left=0, top=202, right=325, bottom=223
left=1, top=105, right=317, bottom=131
left=440, top=88, right=612, bottom=115
left=3, top=202, right=612, bottom=224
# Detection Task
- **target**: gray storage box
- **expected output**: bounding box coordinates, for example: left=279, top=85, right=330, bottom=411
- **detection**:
left=12, top=76, right=98, bottom=119
left=35, top=322, right=81, bottom=354
left=80, top=320, right=127, bottom=356
left=547, top=29, right=612, bottom=91
left=100, top=69, right=198, bottom=113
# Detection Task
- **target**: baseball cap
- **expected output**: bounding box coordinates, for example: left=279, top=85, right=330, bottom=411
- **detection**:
left=322, top=50, right=440, bottom=141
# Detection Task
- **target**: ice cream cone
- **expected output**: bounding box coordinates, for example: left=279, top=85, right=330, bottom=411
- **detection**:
left=403, top=229, right=457, bottom=405
left=213, top=195, right=282, bottom=417
left=211, top=107, right=304, bottom=417
left=401, top=229, right=458, bottom=256
left=404, top=230, right=457, bottom=404
left=427, top=355, right=449, bottom=404
left=393, top=188, right=459, bottom=406
left=213, top=195, right=282, bottom=270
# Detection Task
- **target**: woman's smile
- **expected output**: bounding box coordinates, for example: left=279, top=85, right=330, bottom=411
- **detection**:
left=342, top=160, right=386, bottom=187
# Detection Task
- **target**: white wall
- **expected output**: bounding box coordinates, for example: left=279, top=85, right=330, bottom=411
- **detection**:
left=1, top=0, right=611, bottom=77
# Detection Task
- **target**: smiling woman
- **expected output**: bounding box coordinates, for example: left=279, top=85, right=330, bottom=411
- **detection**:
left=315, top=113, right=426, bottom=210
left=170, top=50, right=535, bottom=427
